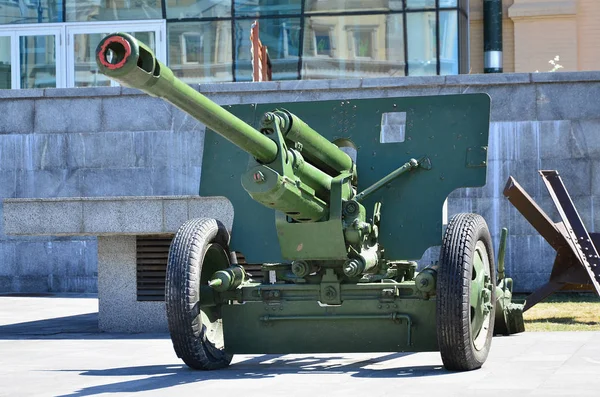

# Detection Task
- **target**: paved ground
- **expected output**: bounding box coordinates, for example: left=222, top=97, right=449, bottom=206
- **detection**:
left=1, top=295, right=599, bottom=397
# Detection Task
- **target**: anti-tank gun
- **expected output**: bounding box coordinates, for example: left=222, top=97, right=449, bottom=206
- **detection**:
left=96, top=33, right=525, bottom=371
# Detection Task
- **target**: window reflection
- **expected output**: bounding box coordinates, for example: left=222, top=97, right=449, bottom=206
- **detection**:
left=65, top=0, right=162, bottom=22
left=440, top=0, right=458, bottom=7
left=406, top=1, right=457, bottom=9
left=302, top=14, right=405, bottom=80
left=0, top=0, right=466, bottom=87
left=168, top=21, right=233, bottom=84
left=166, top=0, right=230, bottom=19
left=353, top=31, right=374, bottom=58
left=0, top=36, right=10, bottom=88
left=407, top=12, right=436, bottom=76
left=406, top=0, right=435, bottom=9
left=235, top=0, right=301, bottom=17
left=0, top=0, right=63, bottom=24
left=439, top=11, right=458, bottom=75
left=20, top=34, right=57, bottom=88
left=74, top=33, right=111, bottom=87
left=458, top=9, right=468, bottom=74
left=304, top=0, right=402, bottom=13
left=314, top=28, right=332, bottom=56
left=234, top=18, right=300, bottom=81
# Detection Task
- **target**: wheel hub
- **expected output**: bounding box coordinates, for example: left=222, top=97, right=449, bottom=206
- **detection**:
left=470, top=241, right=493, bottom=351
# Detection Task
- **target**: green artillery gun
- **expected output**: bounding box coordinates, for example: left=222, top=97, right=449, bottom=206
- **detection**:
left=96, top=33, right=524, bottom=371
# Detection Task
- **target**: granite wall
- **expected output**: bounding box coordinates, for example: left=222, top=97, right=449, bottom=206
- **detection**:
left=2, top=71, right=600, bottom=293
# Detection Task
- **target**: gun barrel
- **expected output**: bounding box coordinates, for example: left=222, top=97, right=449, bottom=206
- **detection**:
left=95, top=33, right=278, bottom=164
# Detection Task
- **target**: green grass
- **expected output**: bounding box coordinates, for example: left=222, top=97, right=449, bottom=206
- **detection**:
left=517, top=293, right=600, bottom=332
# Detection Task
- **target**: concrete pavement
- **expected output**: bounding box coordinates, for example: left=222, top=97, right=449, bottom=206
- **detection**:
left=1, top=294, right=599, bottom=397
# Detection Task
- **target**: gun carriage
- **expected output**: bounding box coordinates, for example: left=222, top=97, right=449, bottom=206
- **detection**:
left=96, top=33, right=524, bottom=371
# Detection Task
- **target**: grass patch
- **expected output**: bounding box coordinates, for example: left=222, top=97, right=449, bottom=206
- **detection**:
left=518, top=293, right=600, bottom=332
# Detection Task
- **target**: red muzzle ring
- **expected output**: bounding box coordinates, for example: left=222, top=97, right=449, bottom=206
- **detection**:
left=99, top=36, right=132, bottom=70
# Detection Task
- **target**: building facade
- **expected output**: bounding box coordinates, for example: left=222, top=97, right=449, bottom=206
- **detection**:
left=0, top=0, right=468, bottom=89
left=470, top=0, right=600, bottom=74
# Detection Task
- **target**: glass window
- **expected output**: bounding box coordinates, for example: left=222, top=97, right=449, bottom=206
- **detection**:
left=406, top=0, right=435, bottom=9
left=66, top=0, right=162, bottom=22
left=304, top=0, right=401, bottom=13
left=73, top=33, right=111, bottom=87
left=440, top=0, right=458, bottom=7
left=314, top=28, right=331, bottom=56
left=385, top=14, right=405, bottom=75
left=234, top=18, right=300, bottom=81
left=302, top=14, right=405, bottom=80
left=168, top=21, right=233, bottom=84
left=166, top=0, right=231, bottom=19
left=406, top=12, right=436, bottom=76
left=458, top=10, right=468, bottom=74
left=235, top=0, right=301, bottom=17
left=439, top=10, right=458, bottom=75
left=20, top=35, right=57, bottom=88
left=352, top=30, right=374, bottom=58
left=0, top=36, right=10, bottom=89
left=0, top=0, right=63, bottom=24
left=180, top=32, right=203, bottom=64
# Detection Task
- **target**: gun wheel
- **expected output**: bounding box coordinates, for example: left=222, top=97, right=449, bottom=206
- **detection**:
left=165, top=218, right=233, bottom=370
left=437, top=213, right=496, bottom=371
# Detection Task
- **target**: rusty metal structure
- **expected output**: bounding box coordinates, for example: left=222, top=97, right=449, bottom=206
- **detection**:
left=504, top=171, right=600, bottom=311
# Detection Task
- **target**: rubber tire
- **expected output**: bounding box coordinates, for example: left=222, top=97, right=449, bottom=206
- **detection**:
left=165, top=218, right=233, bottom=370
left=436, top=213, right=496, bottom=371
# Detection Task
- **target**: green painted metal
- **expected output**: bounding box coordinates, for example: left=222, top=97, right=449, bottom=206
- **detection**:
left=282, top=111, right=354, bottom=174
left=222, top=297, right=436, bottom=354
left=355, top=157, right=419, bottom=202
left=202, top=95, right=490, bottom=262
left=95, top=33, right=525, bottom=367
left=470, top=244, right=489, bottom=341
left=415, top=267, right=437, bottom=297
left=493, top=229, right=525, bottom=336
left=239, top=111, right=337, bottom=223
left=497, top=227, right=508, bottom=280
left=208, top=265, right=246, bottom=292
left=495, top=279, right=525, bottom=335
left=275, top=174, right=349, bottom=260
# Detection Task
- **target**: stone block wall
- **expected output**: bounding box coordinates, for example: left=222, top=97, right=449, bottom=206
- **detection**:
left=2, top=71, right=600, bottom=293
left=0, top=88, right=206, bottom=292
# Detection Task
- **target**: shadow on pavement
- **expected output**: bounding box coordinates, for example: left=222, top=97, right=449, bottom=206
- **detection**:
left=0, top=293, right=97, bottom=299
left=0, top=313, right=169, bottom=340
left=54, top=354, right=450, bottom=396
left=0, top=313, right=99, bottom=338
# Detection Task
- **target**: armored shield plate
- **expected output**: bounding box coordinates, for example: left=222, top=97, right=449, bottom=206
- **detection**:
left=200, top=94, right=490, bottom=263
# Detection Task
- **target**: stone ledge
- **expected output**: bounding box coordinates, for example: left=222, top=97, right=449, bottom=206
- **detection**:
left=446, top=73, right=532, bottom=86
left=531, top=71, right=600, bottom=83
left=0, top=72, right=600, bottom=101
left=44, top=87, right=119, bottom=98
left=0, top=88, right=44, bottom=99
left=3, top=196, right=234, bottom=236
left=140, top=72, right=600, bottom=93
left=119, top=86, right=146, bottom=96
